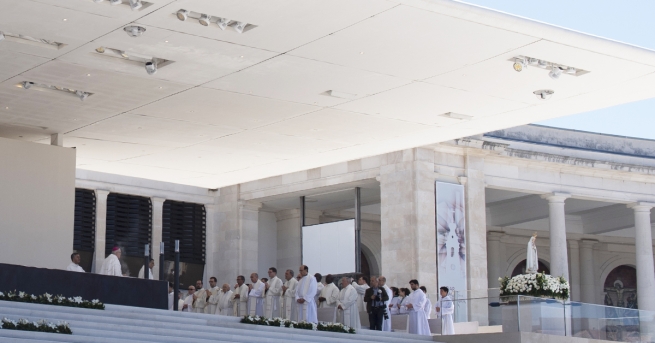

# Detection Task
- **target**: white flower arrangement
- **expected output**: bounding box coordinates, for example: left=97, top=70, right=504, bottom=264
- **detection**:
left=0, top=290, right=104, bottom=310
left=499, top=272, right=570, bottom=300
left=1, top=317, right=72, bottom=334
left=240, top=315, right=355, bottom=334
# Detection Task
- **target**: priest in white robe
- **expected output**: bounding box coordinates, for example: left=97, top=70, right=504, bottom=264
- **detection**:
left=248, top=273, right=266, bottom=316
left=182, top=286, right=195, bottom=312
left=436, top=286, right=455, bottom=335
left=265, top=267, right=283, bottom=318
left=337, top=277, right=360, bottom=330
left=405, top=280, right=430, bottom=336
left=352, top=276, right=370, bottom=312
left=282, top=269, right=298, bottom=320
left=295, top=265, right=318, bottom=323
left=192, top=280, right=208, bottom=313
left=318, top=275, right=339, bottom=308
left=233, top=275, right=249, bottom=317
left=66, top=253, right=85, bottom=272
left=314, top=273, right=324, bottom=304
left=100, top=247, right=123, bottom=276
left=379, top=276, right=393, bottom=331
left=218, top=284, right=234, bottom=316
left=206, top=277, right=220, bottom=314
left=420, top=286, right=432, bottom=319
left=138, top=259, right=154, bottom=279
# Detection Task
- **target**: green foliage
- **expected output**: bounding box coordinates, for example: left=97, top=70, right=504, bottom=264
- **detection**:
left=0, top=290, right=105, bottom=310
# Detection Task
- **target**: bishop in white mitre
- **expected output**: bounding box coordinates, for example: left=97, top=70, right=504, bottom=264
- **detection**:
left=379, top=276, right=393, bottom=332
left=206, top=277, right=220, bottom=314
left=282, top=269, right=298, bottom=320
left=233, top=276, right=249, bottom=317
left=526, top=232, right=539, bottom=274
left=318, top=275, right=339, bottom=308
left=100, top=247, right=123, bottom=276
left=337, top=277, right=360, bottom=330
left=265, top=268, right=283, bottom=318
left=192, top=280, right=208, bottom=313
left=405, top=281, right=430, bottom=336
left=352, top=276, right=370, bottom=312
left=295, top=265, right=318, bottom=323
left=248, top=273, right=266, bottom=316
left=436, top=286, right=455, bottom=335
left=217, top=284, right=234, bottom=316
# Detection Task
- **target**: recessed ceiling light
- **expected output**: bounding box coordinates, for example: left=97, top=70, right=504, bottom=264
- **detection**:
left=234, top=22, right=247, bottom=34
left=63, top=19, right=68, bottom=22
left=120, top=51, right=129, bottom=58
left=124, top=25, right=146, bottom=38
left=360, top=52, right=364, bottom=54
left=533, top=89, right=554, bottom=100
left=87, top=74, right=91, bottom=76
left=5, top=107, right=8, bottom=110
left=0, top=32, right=4, bottom=41
left=95, top=47, right=105, bottom=53
left=165, top=40, right=169, bottom=43
left=158, top=86, right=163, bottom=89
left=440, top=112, right=473, bottom=120
left=240, top=55, right=244, bottom=58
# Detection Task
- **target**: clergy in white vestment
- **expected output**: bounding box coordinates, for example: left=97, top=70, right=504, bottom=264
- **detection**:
left=137, top=259, right=155, bottom=279
left=337, top=277, right=360, bottom=330
left=294, top=265, right=318, bottom=323
left=436, top=286, right=455, bottom=335
left=99, top=247, right=123, bottom=276
left=233, top=275, right=249, bottom=317
left=420, top=286, right=432, bottom=319
left=352, top=276, right=370, bottom=312
left=314, top=273, right=324, bottom=304
left=248, top=273, right=266, bottom=316
left=66, top=253, right=85, bottom=272
left=318, top=275, right=339, bottom=308
left=206, top=277, right=220, bottom=314
left=405, top=280, right=430, bottom=336
left=182, top=286, right=195, bottom=312
left=379, top=276, right=393, bottom=331
left=265, top=268, right=283, bottom=318
left=388, top=287, right=401, bottom=315
left=177, top=292, right=185, bottom=311
left=192, top=280, right=209, bottom=313
left=168, top=283, right=174, bottom=311
left=218, top=284, right=235, bottom=316
left=281, top=269, right=298, bottom=320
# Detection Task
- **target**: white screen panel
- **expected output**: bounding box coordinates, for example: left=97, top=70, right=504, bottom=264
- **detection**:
left=302, top=219, right=356, bottom=275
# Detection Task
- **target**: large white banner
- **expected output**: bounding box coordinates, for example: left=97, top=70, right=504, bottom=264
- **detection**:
left=436, top=182, right=467, bottom=321
left=302, top=219, right=356, bottom=275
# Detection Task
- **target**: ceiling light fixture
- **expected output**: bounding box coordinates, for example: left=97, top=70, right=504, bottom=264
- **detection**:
left=549, top=66, right=562, bottom=80
left=124, top=25, right=146, bottom=37
left=440, top=112, right=473, bottom=120
left=0, top=32, right=4, bottom=42
left=176, top=9, right=189, bottom=21
left=145, top=59, right=157, bottom=75
left=20, top=81, right=93, bottom=101
left=120, top=51, right=129, bottom=58
left=566, top=67, right=577, bottom=75
left=76, top=90, right=90, bottom=101
left=533, top=89, right=554, bottom=100
left=512, top=57, right=526, bottom=72
left=233, top=21, right=247, bottom=34
left=537, top=60, right=548, bottom=68
left=325, top=90, right=357, bottom=99
left=109, top=0, right=122, bottom=5
left=93, top=0, right=104, bottom=2
left=199, top=14, right=211, bottom=26
left=22, top=81, right=33, bottom=89
left=95, top=47, right=105, bottom=53
left=216, top=17, right=230, bottom=30
left=128, top=0, right=142, bottom=11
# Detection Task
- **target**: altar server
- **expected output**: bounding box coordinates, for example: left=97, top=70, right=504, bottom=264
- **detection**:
left=182, top=286, right=194, bottom=312
left=436, top=286, right=455, bottom=335
left=314, top=273, right=324, bottom=304
left=337, top=277, right=360, bottom=330
left=66, top=253, right=85, bottom=272
left=420, top=286, right=432, bottom=319
left=218, top=284, right=234, bottom=316
left=100, top=247, right=123, bottom=276
left=265, top=267, right=283, bottom=318
left=206, top=277, right=220, bottom=314
left=248, top=273, right=266, bottom=316
left=405, top=280, right=430, bottom=336
left=379, top=276, right=393, bottom=331
left=295, top=265, right=318, bottom=323
left=193, top=280, right=208, bottom=313
left=318, top=274, right=339, bottom=308
left=282, top=269, right=298, bottom=319
left=352, top=276, right=370, bottom=312
left=233, top=275, right=249, bottom=316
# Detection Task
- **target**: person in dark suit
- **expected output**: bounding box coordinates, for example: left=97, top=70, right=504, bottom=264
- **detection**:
left=363, top=276, right=389, bottom=330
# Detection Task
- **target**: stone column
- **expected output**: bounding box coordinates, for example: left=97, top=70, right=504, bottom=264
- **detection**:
left=541, top=192, right=570, bottom=282
left=93, top=190, right=110, bottom=273
left=579, top=240, right=597, bottom=304
left=487, top=231, right=504, bottom=291
left=567, top=240, right=581, bottom=302
left=379, top=148, right=437, bottom=296
left=150, top=197, right=165, bottom=280
left=276, top=208, right=320, bottom=276
left=463, top=154, right=489, bottom=325
left=239, top=201, right=262, bottom=277
left=628, top=202, right=655, bottom=311
left=204, top=204, right=217, bottom=284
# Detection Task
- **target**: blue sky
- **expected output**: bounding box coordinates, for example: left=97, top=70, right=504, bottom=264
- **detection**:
left=460, top=0, right=655, bottom=139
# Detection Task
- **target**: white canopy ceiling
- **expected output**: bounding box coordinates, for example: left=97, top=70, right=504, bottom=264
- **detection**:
left=2, top=0, right=655, bottom=188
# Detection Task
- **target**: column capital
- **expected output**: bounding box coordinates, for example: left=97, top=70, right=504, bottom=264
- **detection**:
left=541, top=192, right=571, bottom=203
left=150, top=196, right=166, bottom=205
left=94, top=189, right=110, bottom=198
left=567, top=240, right=579, bottom=249
left=627, top=202, right=655, bottom=212
left=457, top=176, right=468, bottom=185
left=580, top=239, right=598, bottom=249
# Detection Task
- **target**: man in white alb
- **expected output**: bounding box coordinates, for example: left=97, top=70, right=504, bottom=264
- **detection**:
left=233, top=275, right=249, bottom=317
left=436, top=286, right=455, bottom=335
left=265, top=267, right=283, bottom=318
left=314, top=273, right=324, bottom=304
left=379, top=276, right=393, bottom=331
left=318, top=274, right=339, bottom=308
left=248, top=273, right=265, bottom=316
left=182, top=286, right=195, bottom=312
left=66, top=253, right=85, bottom=272
left=192, top=280, right=208, bottom=313
left=168, top=283, right=174, bottom=311
left=100, top=247, right=123, bottom=276
left=337, top=277, right=360, bottom=330
left=420, top=286, right=432, bottom=319
left=352, top=276, right=370, bottom=312
left=282, top=269, right=298, bottom=320
left=405, top=280, right=430, bottom=336
left=138, top=259, right=154, bottom=279
left=218, top=283, right=234, bottom=316
left=206, top=277, right=220, bottom=314
left=295, top=265, right=318, bottom=323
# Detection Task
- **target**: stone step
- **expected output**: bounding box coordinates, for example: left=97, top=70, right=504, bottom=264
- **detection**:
left=0, top=329, right=153, bottom=343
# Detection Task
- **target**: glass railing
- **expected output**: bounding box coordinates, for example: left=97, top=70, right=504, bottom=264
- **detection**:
left=430, top=294, right=655, bottom=342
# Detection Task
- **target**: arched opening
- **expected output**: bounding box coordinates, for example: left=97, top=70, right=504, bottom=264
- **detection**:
left=511, top=259, right=550, bottom=277
left=361, top=252, right=370, bottom=281
left=603, top=265, right=637, bottom=308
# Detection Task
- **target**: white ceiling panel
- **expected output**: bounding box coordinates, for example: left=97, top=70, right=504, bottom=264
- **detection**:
left=29, top=0, right=174, bottom=20
left=289, top=5, right=539, bottom=80
left=61, top=137, right=172, bottom=161
left=335, top=82, right=530, bottom=125
left=0, top=51, right=49, bottom=82
left=77, top=161, right=214, bottom=184
left=70, top=113, right=240, bottom=148
left=58, top=25, right=279, bottom=85
left=129, top=87, right=320, bottom=129
left=204, top=55, right=412, bottom=106
left=135, top=0, right=397, bottom=53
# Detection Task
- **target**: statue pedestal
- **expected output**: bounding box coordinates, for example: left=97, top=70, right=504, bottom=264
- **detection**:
left=501, top=298, right=570, bottom=336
